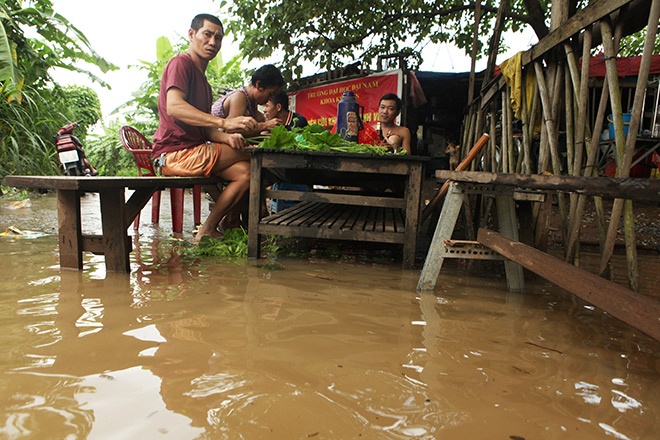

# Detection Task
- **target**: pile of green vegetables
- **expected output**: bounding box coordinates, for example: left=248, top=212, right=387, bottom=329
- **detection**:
left=252, top=124, right=406, bottom=155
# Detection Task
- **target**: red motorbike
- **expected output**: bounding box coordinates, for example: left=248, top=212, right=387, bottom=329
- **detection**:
left=55, top=120, right=98, bottom=176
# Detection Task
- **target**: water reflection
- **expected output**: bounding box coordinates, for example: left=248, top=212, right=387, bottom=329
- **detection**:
left=1, top=192, right=660, bottom=438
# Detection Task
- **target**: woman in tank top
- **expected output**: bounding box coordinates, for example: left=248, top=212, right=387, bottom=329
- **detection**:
left=211, top=64, right=285, bottom=137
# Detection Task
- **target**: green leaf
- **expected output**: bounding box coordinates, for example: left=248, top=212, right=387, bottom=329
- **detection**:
left=156, top=36, right=173, bottom=61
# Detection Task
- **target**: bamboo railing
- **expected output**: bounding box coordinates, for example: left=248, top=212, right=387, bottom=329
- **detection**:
left=450, top=0, right=659, bottom=291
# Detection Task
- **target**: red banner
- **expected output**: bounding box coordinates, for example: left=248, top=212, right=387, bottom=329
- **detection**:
left=289, top=70, right=402, bottom=129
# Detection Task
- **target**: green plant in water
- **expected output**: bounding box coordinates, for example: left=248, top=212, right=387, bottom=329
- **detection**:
left=0, top=185, right=28, bottom=199
left=182, top=227, right=249, bottom=258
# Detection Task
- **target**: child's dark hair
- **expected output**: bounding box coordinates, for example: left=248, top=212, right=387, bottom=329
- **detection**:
left=270, top=90, right=289, bottom=111
left=251, top=64, right=285, bottom=89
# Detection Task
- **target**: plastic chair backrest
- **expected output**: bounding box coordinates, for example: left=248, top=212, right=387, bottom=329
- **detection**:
left=120, top=126, right=157, bottom=177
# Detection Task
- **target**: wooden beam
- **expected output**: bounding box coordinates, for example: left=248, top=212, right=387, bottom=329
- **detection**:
left=477, top=228, right=660, bottom=342
left=522, top=0, right=632, bottom=66
left=435, top=170, right=660, bottom=202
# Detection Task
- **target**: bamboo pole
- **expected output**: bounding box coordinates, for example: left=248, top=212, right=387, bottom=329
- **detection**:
left=490, top=103, right=498, bottom=172
left=567, top=20, right=624, bottom=262
left=535, top=60, right=568, bottom=242
left=549, top=59, right=565, bottom=176
left=563, top=41, right=581, bottom=100
left=565, top=63, right=575, bottom=176
left=421, top=134, right=490, bottom=223
left=482, top=0, right=510, bottom=86
left=565, top=26, right=595, bottom=262
left=468, top=0, right=482, bottom=105
left=528, top=82, right=540, bottom=170
left=506, top=86, right=515, bottom=172
left=462, top=107, right=475, bottom=159
left=597, top=20, right=630, bottom=277
left=520, top=71, right=532, bottom=174
left=501, top=90, right=510, bottom=173
left=599, top=0, right=660, bottom=289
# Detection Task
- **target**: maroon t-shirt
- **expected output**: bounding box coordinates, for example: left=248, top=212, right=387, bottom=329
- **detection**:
left=152, top=53, right=213, bottom=157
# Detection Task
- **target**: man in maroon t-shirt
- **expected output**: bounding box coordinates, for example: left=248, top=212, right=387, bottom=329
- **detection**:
left=152, top=14, right=257, bottom=241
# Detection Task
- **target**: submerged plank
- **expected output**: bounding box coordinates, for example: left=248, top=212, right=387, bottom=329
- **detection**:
left=477, top=228, right=660, bottom=342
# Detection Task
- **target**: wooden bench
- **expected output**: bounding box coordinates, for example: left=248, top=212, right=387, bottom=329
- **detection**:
left=4, top=175, right=220, bottom=272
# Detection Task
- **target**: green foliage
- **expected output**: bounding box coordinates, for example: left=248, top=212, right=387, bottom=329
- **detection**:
left=255, top=124, right=405, bottom=155
left=0, top=0, right=116, bottom=89
left=619, top=28, right=660, bottom=57
left=0, top=184, right=28, bottom=199
left=0, top=82, right=68, bottom=175
left=226, top=0, right=552, bottom=79
left=62, top=85, right=101, bottom=140
left=183, top=227, right=249, bottom=258
left=0, top=0, right=115, bottom=176
left=85, top=119, right=140, bottom=176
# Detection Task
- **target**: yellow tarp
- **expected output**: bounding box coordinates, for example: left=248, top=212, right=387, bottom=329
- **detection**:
left=499, top=52, right=535, bottom=121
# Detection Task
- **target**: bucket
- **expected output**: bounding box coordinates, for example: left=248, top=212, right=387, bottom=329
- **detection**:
left=608, top=113, right=632, bottom=138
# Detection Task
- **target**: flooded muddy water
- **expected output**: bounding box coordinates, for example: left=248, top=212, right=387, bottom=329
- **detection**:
left=1, top=191, right=660, bottom=439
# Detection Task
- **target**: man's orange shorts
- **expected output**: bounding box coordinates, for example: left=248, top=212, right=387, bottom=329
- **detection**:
left=160, top=142, right=221, bottom=177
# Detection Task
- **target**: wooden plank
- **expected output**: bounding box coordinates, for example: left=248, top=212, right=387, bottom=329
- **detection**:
left=99, top=188, right=130, bottom=272
left=264, top=189, right=406, bottom=209
left=355, top=205, right=371, bottom=231
left=125, top=187, right=157, bottom=226
left=299, top=202, right=334, bottom=227
left=257, top=223, right=404, bottom=243
left=265, top=201, right=316, bottom=225
left=495, top=194, right=525, bottom=292
left=435, top=170, right=660, bottom=202
left=247, top=154, right=263, bottom=259
left=384, top=208, right=395, bottom=233
left=57, top=189, right=82, bottom=270
left=288, top=203, right=330, bottom=227
left=477, top=228, right=660, bottom=342
left=5, top=175, right=219, bottom=191
left=82, top=235, right=131, bottom=256
left=302, top=203, right=337, bottom=228
left=340, top=205, right=362, bottom=230
left=403, top=162, right=424, bottom=268
left=417, top=182, right=466, bottom=291
left=521, top=0, right=633, bottom=66
left=318, top=205, right=345, bottom=229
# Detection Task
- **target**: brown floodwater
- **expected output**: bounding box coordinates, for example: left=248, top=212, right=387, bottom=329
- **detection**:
left=1, top=191, right=659, bottom=439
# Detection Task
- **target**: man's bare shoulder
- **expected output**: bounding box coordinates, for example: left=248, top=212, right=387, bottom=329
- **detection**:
left=392, top=125, right=410, bottom=137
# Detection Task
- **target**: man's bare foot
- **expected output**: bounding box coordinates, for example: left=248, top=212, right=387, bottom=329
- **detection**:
left=194, top=227, right=223, bottom=242
left=219, top=215, right=242, bottom=231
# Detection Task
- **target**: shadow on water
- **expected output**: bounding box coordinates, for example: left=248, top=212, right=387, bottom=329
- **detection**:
left=1, top=191, right=660, bottom=439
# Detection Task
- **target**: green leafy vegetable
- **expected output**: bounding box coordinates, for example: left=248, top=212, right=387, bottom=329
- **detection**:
left=256, top=124, right=406, bottom=155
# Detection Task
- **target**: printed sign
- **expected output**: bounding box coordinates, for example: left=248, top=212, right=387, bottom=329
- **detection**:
left=289, top=70, right=403, bottom=129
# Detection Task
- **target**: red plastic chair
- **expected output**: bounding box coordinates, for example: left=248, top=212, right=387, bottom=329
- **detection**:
left=120, top=126, right=201, bottom=232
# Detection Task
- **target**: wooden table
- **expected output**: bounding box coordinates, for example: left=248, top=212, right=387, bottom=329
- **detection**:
left=246, top=149, right=427, bottom=269
left=4, top=175, right=220, bottom=272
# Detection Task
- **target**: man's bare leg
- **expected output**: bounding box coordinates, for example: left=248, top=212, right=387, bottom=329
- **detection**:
left=195, top=145, right=250, bottom=241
